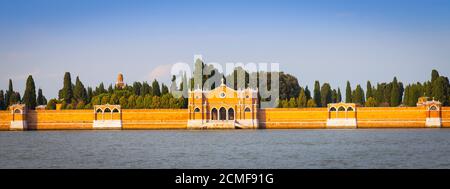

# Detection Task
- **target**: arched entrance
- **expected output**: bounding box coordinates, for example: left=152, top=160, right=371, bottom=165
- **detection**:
left=219, top=107, right=227, bottom=120
left=228, top=108, right=234, bottom=120
left=211, top=108, right=218, bottom=120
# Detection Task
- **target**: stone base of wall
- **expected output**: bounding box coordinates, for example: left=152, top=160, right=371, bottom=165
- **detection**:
left=425, top=118, right=442, bottom=128
left=93, top=120, right=122, bottom=129
left=326, top=118, right=357, bottom=129
left=10, top=121, right=27, bottom=131
left=187, top=119, right=258, bottom=129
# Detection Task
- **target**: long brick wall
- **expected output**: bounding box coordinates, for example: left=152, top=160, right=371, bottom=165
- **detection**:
left=1, top=107, right=450, bottom=130
left=442, top=107, right=450, bottom=128
left=0, top=110, right=11, bottom=130
left=259, top=108, right=328, bottom=129
left=356, top=107, right=427, bottom=128
left=122, top=109, right=188, bottom=129
left=26, top=110, right=93, bottom=130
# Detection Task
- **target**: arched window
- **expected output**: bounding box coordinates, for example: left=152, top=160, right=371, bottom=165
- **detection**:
left=13, top=109, right=21, bottom=114
left=96, top=108, right=103, bottom=113
left=244, top=107, right=251, bottom=112
left=219, top=107, right=227, bottom=120
left=347, top=107, right=354, bottom=111
left=329, top=107, right=337, bottom=112
left=429, top=106, right=438, bottom=111
left=228, top=108, right=235, bottom=120
left=338, top=106, right=346, bottom=111
left=112, top=108, right=120, bottom=113
left=104, top=108, right=111, bottom=113
left=194, top=108, right=200, bottom=112
left=211, top=108, right=218, bottom=120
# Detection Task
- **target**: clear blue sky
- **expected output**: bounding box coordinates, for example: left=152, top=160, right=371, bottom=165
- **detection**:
left=1, top=0, right=450, bottom=98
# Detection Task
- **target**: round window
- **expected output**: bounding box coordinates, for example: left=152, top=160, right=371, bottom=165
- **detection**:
left=220, top=92, right=226, bottom=98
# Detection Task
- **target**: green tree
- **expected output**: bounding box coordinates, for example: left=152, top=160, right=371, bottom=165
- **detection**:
left=37, top=88, right=47, bottom=106
left=5, top=79, right=13, bottom=106
left=313, top=81, right=321, bottom=107
left=23, top=75, right=37, bottom=109
left=161, top=84, right=169, bottom=95
left=331, top=89, right=337, bottom=103
left=337, top=88, right=342, bottom=102
left=432, top=76, right=449, bottom=105
left=366, top=81, right=373, bottom=100
left=297, top=88, right=307, bottom=108
left=345, top=81, right=352, bottom=103
left=152, top=80, right=161, bottom=97
left=352, top=85, right=365, bottom=105
left=140, top=82, right=151, bottom=96
left=60, top=72, right=73, bottom=103
left=390, top=77, right=401, bottom=107
left=119, top=96, right=128, bottom=109
left=431, top=69, right=440, bottom=83
left=73, top=76, right=87, bottom=103
left=288, top=98, right=297, bottom=108
left=365, top=97, right=377, bottom=107
left=320, top=83, right=332, bottom=106
left=46, top=99, right=58, bottom=110
left=0, top=90, right=5, bottom=110
left=306, top=99, right=317, bottom=107
left=304, top=86, right=311, bottom=100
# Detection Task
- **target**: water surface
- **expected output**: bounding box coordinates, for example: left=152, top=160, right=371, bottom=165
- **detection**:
left=1, top=129, right=450, bottom=169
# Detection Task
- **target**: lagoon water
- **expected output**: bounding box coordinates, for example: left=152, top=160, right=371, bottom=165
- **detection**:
left=1, top=129, right=450, bottom=169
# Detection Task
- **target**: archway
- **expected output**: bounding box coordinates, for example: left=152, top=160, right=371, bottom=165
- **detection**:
left=211, top=108, right=218, bottom=120
left=228, top=108, right=235, bottom=120
left=95, top=108, right=103, bottom=120
left=244, top=107, right=251, bottom=112
left=219, top=107, right=227, bottom=121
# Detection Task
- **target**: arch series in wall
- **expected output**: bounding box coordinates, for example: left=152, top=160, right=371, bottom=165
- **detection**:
left=326, top=103, right=357, bottom=128
left=93, top=104, right=122, bottom=129
left=9, top=104, right=27, bottom=130
left=424, top=101, right=442, bottom=127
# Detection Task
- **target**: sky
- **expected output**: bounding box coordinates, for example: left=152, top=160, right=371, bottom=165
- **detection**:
left=1, top=0, right=450, bottom=99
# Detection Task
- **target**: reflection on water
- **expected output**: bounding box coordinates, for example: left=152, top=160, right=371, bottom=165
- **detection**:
left=1, top=129, right=450, bottom=169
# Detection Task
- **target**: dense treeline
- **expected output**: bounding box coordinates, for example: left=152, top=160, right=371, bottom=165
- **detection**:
left=0, top=76, right=47, bottom=110
left=1, top=69, right=449, bottom=110
left=46, top=72, right=186, bottom=110
left=278, top=70, right=449, bottom=108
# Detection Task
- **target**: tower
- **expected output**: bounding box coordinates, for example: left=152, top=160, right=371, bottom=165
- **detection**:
left=116, top=73, right=125, bottom=89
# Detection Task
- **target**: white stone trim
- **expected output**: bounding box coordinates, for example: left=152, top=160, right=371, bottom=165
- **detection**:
left=326, top=118, right=357, bottom=128
left=93, top=120, right=122, bottom=129
left=425, top=118, right=441, bottom=128
left=10, top=121, right=27, bottom=131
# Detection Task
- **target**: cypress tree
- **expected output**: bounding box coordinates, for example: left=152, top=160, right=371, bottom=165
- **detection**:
left=331, top=89, right=337, bottom=103
left=161, top=84, right=169, bottom=95
left=337, top=88, right=342, bottom=102
left=0, top=90, right=5, bottom=110
left=431, top=69, right=439, bottom=83
left=320, top=83, right=332, bottom=106
left=313, top=81, right=321, bottom=107
left=297, top=88, right=307, bottom=108
left=141, top=82, right=151, bottom=96
left=366, top=81, right=373, bottom=100
left=304, top=86, right=311, bottom=100
left=73, top=76, right=87, bottom=102
left=353, top=85, right=365, bottom=105
left=37, top=88, right=47, bottom=106
left=152, top=80, right=161, bottom=97
left=23, top=75, right=37, bottom=109
left=5, top=79, right=13, bottom=106
left=432, top=76, right=449, bottom=105
left=390, top=77, right=401, bottom=107
left=345, top=81, right=352, bottom=103
left=61, top=72, right=73, bottom=103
